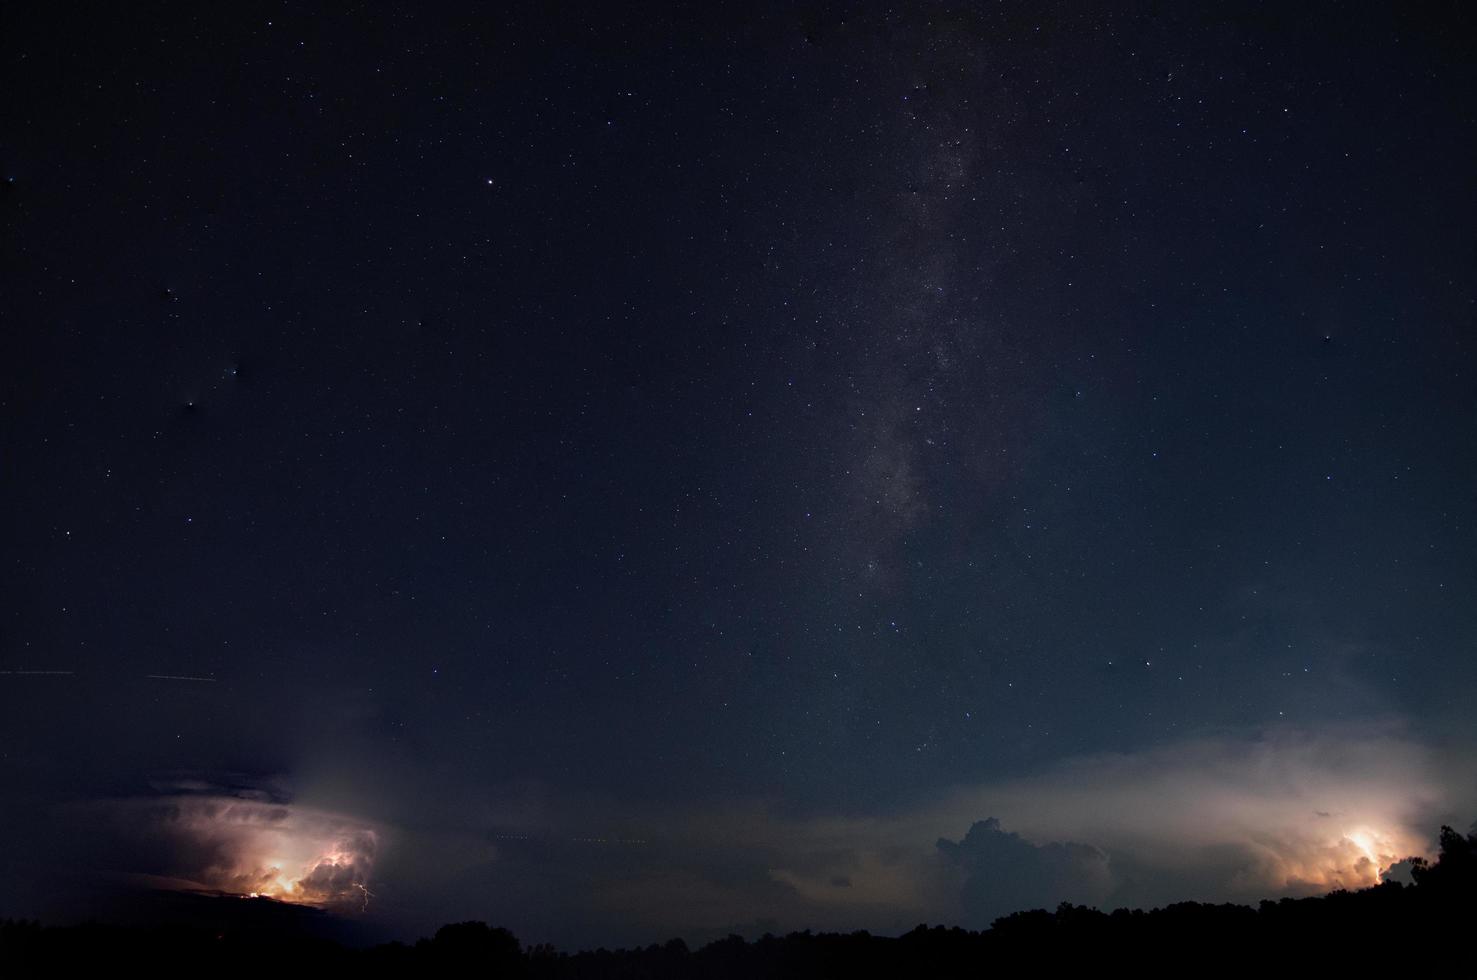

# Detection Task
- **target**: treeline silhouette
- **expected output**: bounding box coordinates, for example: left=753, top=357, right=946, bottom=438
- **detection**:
left=4, top=824, right=1474, bottom=976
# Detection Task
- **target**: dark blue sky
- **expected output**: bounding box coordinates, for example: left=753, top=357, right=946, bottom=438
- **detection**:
left=2, top=2, right=1473, bottom=949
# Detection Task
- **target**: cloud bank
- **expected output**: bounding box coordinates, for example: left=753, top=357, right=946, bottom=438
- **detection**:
left=920, top=724, right=1453, bottom=910
left=500, top=724, right=1466, bottom=941
left=103, top=786, right=380, bottom=912
left=29, top=724, right=1468, bottom=947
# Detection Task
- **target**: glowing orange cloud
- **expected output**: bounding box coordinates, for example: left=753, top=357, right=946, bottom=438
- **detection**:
left=924, top=727, right=1445, bottom=902
left=1242, top=822, right=1421, bottom=892
left=131, top=796, right=380, bottom=911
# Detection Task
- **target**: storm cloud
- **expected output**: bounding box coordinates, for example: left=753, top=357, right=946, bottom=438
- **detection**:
left=101, top=787, right=381, bottom=912
left=331, top=724, right=1470, bottom=945
left=936, top=818, right=1110, bottom=925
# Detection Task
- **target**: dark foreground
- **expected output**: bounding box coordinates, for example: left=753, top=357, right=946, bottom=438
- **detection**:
left=5, top=825, right=1474, bottom=977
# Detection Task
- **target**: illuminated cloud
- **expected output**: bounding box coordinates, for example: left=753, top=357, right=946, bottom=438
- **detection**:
left=539, top=725, right=1466, bottom=939
left=109, top=791, right=380, bottom=912
left=921, top=725, right=1451, bottom=903
left=90, top=726, right=1456, bottom=945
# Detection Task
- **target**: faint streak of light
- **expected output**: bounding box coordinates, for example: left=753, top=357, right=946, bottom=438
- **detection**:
left=494, top=833, right=648, bottom=845
left=353, top=882, right=374, bottom=912
left=1, top=670, right=223, bottom=681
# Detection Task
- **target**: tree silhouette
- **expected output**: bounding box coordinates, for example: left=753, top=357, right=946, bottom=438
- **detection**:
left=424, top=921, right=524, bottom=976
left=1408, top=824, right=1476, bottom=894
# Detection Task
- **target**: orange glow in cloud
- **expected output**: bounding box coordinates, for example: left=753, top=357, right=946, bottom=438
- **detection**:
left=1261, top=823, right=1418, bottom=892
left=143, top=796, right=379, bottom=911
left=922, top=727, right=1449, bottom=906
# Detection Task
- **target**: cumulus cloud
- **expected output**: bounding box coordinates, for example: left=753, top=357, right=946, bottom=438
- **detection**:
left=533, top=724, right=1471, bottom=941
left=99, top=785, right=380, bottom=912
left=917, top=724, right=1459, bottom=908
left=936, top=818, right=1110, bottom=925
left=45, top=724, right=1461, bottom=946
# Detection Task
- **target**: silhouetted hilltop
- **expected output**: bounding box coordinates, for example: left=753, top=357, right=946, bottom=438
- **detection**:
left=5, top=824, right=1475, bottom=977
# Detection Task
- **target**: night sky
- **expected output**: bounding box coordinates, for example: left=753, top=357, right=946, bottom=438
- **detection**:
left=3, top=2, right=1474, bottom=950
